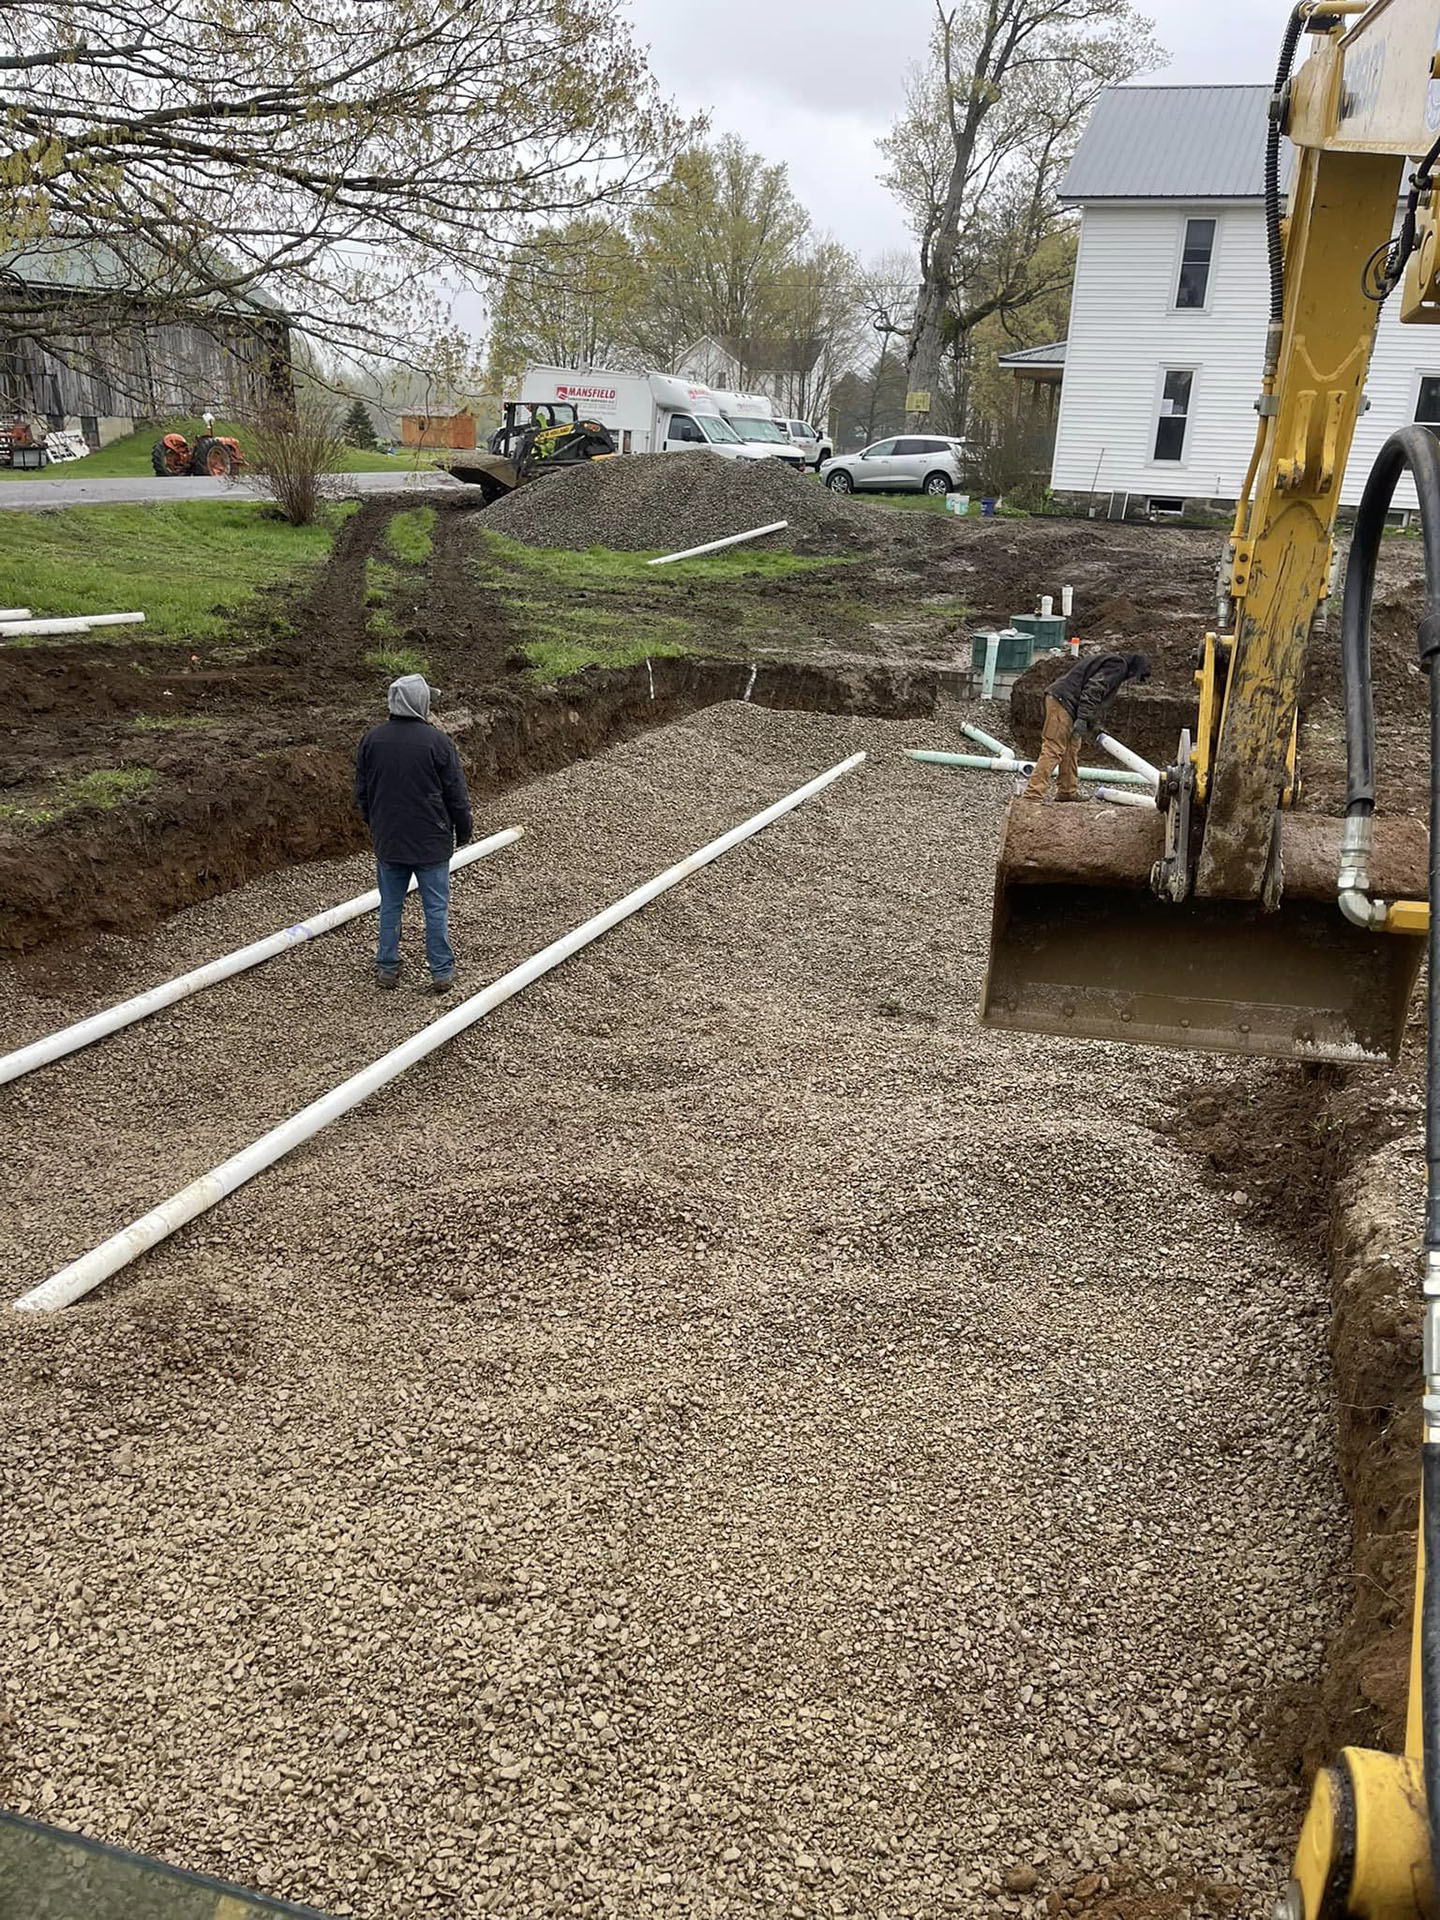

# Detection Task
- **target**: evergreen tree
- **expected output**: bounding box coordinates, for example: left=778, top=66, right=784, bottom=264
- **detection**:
left=342, top=399, right=380, bottom=450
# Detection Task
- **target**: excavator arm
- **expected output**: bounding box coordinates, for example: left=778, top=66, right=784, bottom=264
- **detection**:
left=982, top=1, right=1439, bottom=1066
left=985, top=6, right=1440, bottom=1911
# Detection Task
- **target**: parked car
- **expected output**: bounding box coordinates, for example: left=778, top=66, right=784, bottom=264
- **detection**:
left=820, top=435, right=967, bottom=496
left=779, top=418, right=834, bottom=469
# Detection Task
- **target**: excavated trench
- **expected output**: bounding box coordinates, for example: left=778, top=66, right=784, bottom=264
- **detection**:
left=0, top=500, right=1431, bottom=1906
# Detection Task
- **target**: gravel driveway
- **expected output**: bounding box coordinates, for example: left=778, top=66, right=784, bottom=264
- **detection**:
left=0, top=469, right=462, bottom=511
left=0, top=705, right=1344, bottom=1918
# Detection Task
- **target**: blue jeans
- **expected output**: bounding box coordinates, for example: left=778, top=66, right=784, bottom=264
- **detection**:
left=375, top=860, right=454, bottom=979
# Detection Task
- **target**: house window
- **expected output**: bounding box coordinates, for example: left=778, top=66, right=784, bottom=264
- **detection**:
left=1175, top=218, right=1216, bottom=309
left=1416, top=376, right=1440, bottom=429
left=1153, top=370, right=1194, bottom=462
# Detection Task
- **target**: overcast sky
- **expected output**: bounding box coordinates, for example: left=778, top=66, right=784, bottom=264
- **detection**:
left=623, top=0, right=1281, bottom=261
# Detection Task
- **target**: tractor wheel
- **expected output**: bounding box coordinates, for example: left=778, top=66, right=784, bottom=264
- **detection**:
left=191, top=436, right=234, bottom=478
left=151, top=437, right=189, bottom=476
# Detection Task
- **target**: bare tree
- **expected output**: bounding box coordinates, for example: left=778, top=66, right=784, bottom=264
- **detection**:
left=0, top=0, right=689, bottom=376
left=881, top=0, right=1160, bottom=429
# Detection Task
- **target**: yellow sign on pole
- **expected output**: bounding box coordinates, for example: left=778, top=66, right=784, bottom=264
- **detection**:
left=904, top=390, right=932, bottom=414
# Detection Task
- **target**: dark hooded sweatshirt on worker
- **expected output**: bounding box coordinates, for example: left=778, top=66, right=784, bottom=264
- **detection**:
left=354, top=675, right=473, bottom=866
left=1045, top=651, right=1148, bottom=732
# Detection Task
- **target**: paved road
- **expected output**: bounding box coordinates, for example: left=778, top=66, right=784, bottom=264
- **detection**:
left=0, top=469, right=465, bottom=511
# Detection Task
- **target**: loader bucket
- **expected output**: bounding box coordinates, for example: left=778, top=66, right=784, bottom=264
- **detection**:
left=980, top=801, right=1427, bottom=1064
left=445, top=452, right=519, bottom=504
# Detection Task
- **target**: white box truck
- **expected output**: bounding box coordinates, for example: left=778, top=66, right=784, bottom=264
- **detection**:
left=517, top=365, right=779, bottom=464
left=708, top=391, right=808, bottom=472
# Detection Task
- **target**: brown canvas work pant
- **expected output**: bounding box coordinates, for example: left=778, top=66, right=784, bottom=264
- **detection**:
left=1024, top=695, right=1080, bottom=799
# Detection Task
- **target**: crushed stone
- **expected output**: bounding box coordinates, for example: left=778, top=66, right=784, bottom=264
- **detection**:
left=478, top=452, right=941, bottom=557
left=0, top=704, right=1345, bottom=1917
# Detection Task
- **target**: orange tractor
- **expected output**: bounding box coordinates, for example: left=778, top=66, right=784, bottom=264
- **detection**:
left=150, top=432, right=245, bottom=478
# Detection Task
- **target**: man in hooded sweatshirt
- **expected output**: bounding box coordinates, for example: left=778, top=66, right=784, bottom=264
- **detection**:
left=355, top=674, right=473, bottom=992
left=1023, top=649, right=1151, bottom=801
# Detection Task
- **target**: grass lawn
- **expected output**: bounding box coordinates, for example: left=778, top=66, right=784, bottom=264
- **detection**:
left=0, top=417, right=442, bottom=482
left=0, top=500, right=346, bottom=646
left=477, top=534, right=869, bottom=681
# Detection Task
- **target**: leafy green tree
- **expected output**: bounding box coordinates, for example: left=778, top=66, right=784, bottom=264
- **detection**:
left=486, top=218, right=642, bottom=387
left=629, top=137, right=811, bottom=376
left=0, top=0, right=689, bottom=373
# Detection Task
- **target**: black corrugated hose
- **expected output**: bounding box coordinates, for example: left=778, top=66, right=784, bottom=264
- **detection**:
left=1341, top=424, right=1440, bottom=1889
left=1266, top=7, right=1308, bottom=331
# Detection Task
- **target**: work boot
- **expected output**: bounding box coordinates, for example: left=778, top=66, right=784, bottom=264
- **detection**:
left=1055, top=791, right=1083, bottom=803
left=375, top=968, right=400, bottom=990
left=429, top=974, right=455, bottom=997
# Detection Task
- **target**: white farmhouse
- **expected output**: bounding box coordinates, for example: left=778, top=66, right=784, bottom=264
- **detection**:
left=1048, top=84, right=1434, bottom=516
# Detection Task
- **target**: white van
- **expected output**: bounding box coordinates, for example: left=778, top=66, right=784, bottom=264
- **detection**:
left=708, top=391, right=808, bottom=472
left=516, top=366, right=776, bottom=463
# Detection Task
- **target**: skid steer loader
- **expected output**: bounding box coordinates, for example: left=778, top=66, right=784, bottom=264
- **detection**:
left=446, top=400, right=617, bottom=505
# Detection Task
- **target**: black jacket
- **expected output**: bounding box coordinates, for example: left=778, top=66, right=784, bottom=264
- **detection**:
left=1047, top=653, right=1136, bottom=731
left=355, top=717, right=473, bottom=866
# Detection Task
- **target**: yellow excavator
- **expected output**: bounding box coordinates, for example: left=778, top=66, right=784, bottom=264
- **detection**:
left=984, top=3, right=1440, bottom=1909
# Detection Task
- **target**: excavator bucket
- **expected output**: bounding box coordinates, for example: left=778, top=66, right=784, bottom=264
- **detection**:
left=980, top=802, right=1427, bottom=1064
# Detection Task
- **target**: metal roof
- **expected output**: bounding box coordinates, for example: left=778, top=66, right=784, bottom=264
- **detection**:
left=1060, top=86, right=1293, bottom=202
left=997, top=341, right=1067, bottom=368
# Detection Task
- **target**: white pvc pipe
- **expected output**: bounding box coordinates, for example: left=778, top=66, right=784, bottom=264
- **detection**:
left=0, top=608, right=31, bottom=620
left=0, top=831, right=522, bottom=1090
left=902, top=748, right=1152, bottom=787
left=981, top=634, right=1001, bottom=700
left=1094, top=784, right=1155, bottom=809
left=1062, top=585, right=1074, bottom=618
left=0, top=613, right=145, bottom=637
left=1096, top=730, right=1161, bottom=784
left=960, top=721, right=1012, bottom=757
left=14, top=753, right=865, bottom=1312
left=647, top=521, right=788, bottom=566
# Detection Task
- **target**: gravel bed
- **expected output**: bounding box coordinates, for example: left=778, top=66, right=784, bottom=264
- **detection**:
left=0, top=704, right=1345, bottom=1918
left=478, top=453, right=923, bottom=556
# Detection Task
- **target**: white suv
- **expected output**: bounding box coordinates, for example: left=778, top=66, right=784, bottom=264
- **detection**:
left=820, top=435, right=968, bottom=497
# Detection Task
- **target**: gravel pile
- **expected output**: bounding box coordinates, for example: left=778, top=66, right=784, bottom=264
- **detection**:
left=0, top=705, right=1344, bottom=1918
left=481, top=452, right=911, bottom=556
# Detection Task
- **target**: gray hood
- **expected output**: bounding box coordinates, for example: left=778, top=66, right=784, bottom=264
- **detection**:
left=388, top=674, right=431, bottom=721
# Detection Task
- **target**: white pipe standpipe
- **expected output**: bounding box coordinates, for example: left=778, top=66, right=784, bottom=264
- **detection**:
left=1094, top=784, right=1156, bottom=809
left=14, top=753, right=865, bottom=1312
left=647, top=521, right=789, bottom=567
left=959, top=721, right=1012, bottom=757
left=0, top=613, right=146, bottom=638
left=980, top=634, right=1001, bottom=700
left=1096, top=730, right=1161, bottom=785
left=0, top=831, right=523, bottom=1091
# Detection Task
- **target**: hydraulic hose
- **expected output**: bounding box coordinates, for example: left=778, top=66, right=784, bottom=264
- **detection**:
left=1340, top=424, right=1440, bottom=1891
left=1266, top=7, right=1307, bottom=339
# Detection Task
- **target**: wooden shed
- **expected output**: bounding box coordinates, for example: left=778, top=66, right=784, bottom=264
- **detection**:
left=401, top=411, right=476, bottom=451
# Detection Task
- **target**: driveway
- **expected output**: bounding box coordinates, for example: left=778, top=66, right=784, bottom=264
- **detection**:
left=0, top=469, right=464, bottom=511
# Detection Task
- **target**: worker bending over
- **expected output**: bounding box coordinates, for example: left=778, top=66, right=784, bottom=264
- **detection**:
left=1024, top=650, right=1151, bottom=801
left=355, top=675, right=473, bottom=994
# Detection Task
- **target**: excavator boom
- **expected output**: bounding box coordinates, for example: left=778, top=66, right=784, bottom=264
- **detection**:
left=983, top=0, right=1435, bottom=1067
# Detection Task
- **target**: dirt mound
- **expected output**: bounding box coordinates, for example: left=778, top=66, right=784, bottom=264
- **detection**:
left=479, top=452, right=922, bottom=556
